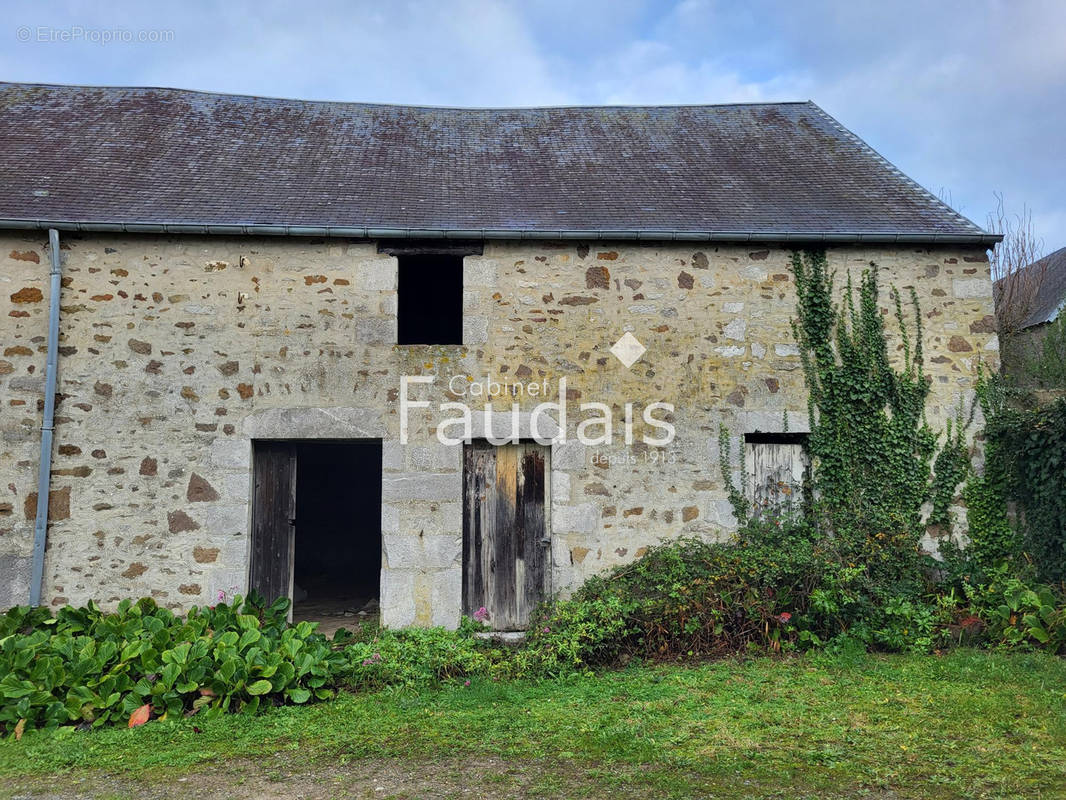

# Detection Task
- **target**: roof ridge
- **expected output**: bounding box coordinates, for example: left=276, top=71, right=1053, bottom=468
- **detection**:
left=0, top=81, right=814, bottom=112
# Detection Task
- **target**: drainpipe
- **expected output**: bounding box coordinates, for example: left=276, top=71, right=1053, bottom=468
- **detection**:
left=29, top=228, right=62, bottom=607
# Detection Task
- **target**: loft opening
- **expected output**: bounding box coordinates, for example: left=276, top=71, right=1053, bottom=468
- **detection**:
left=382, top=240, right=482, bottom=346
left=250, top=440, right=382, bottom=634
left=743, top=431, right=810, bottom=517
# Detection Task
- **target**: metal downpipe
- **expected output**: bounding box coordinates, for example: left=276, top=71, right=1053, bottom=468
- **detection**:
left=29, top=228, right=62, bottom=607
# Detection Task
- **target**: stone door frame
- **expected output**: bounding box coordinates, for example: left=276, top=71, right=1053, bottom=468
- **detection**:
left=240, top=406, right=388, bottom=615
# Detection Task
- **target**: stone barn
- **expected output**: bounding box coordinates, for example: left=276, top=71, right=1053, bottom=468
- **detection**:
left=0, top=83, right=1000, bottom=629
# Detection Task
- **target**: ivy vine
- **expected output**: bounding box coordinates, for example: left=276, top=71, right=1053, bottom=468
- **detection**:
left=790, top=249, right=936, bottom=540
left=928, top=400, right=975, bottom=528
left=718, top=423, right=750, bottom=526
left=970, top=373, right=1066, bottom=582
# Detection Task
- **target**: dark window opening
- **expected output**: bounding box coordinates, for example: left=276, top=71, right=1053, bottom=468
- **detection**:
left=292, top=440, right=382, bottom=632
left=744, top=431, right=809, bottom=446
left=397, top=254, right=463, bottom=345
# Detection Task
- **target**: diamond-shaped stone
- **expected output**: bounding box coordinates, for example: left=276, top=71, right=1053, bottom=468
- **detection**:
left=610, top=332, right=646, bottom=368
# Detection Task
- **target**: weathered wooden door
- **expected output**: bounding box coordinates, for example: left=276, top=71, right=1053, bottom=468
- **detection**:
left=463, top=441, right=550, bottom=630
left=250, top=442, right=297, bottom=615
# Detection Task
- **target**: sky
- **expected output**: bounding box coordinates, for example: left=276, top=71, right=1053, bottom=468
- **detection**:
left=2, top=0, right=1064, bottom=251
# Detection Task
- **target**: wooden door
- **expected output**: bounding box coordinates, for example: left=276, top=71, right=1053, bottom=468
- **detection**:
left=463, top=441, right=550, bottom=630
left=250, top=442, right=297, bottom=615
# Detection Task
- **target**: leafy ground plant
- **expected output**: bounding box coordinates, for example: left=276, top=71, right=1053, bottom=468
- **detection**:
left=0, top=593, right=342, bottom=733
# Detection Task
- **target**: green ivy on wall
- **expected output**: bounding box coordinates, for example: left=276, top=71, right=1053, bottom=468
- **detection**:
left=928, top=401, right=974, bottom=529
left=790, top=250, right=937, bottom=540
left=975, top=377, right=1066, bottom=583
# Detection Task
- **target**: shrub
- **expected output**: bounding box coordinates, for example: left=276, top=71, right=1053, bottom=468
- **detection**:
left=516, top=594, right=635, bottom=677
left=523, top=520, right=851, bottom=670
left=0, top=593, right=342, bottom=733
left=987, top=397, right=1066, bottom=583
left=960, top=566, right=1066, bottom=652
left=338, top=620, right=509, bottom=689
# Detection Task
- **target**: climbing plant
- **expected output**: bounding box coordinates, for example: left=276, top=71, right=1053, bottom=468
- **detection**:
left=717, top=423, right=750, bottom=526
left=952, top=372, right=1016, bottom=576
left=928, top=400, right=975, bottom=528
left=976, top=376, right=1066, bottom=583
left=790, top=249, right=937, bottom=545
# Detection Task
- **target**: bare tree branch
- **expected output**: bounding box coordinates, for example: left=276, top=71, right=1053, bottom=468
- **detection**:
left=988, top=193, right=1046, bottom=337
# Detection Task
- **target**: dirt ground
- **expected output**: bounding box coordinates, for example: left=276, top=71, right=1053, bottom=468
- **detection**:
left=3, top=756, right=684, bottom=800
left=292, top=596, right=378, bottom=639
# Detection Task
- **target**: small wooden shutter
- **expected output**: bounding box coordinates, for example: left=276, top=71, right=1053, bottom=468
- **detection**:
left=463, top=441, right=550, bottom=630
left=745, top=434, right=809, bottom=517
left=250, top=442, right=297, bottom=613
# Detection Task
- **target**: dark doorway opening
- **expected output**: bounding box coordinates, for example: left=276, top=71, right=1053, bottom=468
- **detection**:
left=250, top=439, right=382, bottom=636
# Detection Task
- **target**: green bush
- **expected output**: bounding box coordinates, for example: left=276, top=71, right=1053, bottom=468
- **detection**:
left=522, top=519, right=872, bottom=670
left=516, top=594, right=635, bottom=677
left=337, top=619, right=509, bottom=689
left=790, top=252, right=936, bottom=544
left=960, top=566, right=1066, bottom=652
left=0, top=593, right=342, bottom=733
left=988, top=398, right=1066, bottom=582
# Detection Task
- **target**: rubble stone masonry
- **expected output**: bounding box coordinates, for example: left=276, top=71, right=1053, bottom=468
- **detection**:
left=0, top=234, right=999, bottom=625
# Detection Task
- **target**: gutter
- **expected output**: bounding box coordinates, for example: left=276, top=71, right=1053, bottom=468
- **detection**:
left=0, top=218, right=1003, bottom=246
left=29, top=228, right=62, bottom=607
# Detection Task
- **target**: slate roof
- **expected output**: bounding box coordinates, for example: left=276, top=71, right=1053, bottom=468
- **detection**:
left=997, top=246, right=1066, bottom=329
left=0, top=82, right=994, bottom=243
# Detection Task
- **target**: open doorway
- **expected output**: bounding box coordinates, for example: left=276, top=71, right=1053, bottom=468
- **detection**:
left=250, top=439, right=382, bottom=636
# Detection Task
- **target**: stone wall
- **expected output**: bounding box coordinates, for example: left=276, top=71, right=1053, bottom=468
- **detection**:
left=0, top=233, right=999, bottom=626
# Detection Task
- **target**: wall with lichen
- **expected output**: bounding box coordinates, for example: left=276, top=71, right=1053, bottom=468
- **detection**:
left=0, top=233, right=999, bottom=625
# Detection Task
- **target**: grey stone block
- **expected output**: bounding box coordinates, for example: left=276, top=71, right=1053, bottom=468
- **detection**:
left=355, top=317, right=395, bottom=345
left=0, top=555, right=31, bottom=609
left=200, top=503, right=250, bottom=534
left=406, top=444, right=461, bottom=472
left=381, top=472, right=461, bottom=501
left=383, top=532, right=461, bottom=569
left=552, top=440, right=585, bottom=470
left=953, top=278, right=991, bottom=299
left=464, top=258, right=498, bottom=286
left=9, top=376, right=45, bottom=393
left=430, top=567, right=462, bottom=629
left=382, top=439, right=404, bottom=470
left=552, top=503, right=598, bottom=533
left=391, top=501, right=461, bottom=535
left=467, top=410, right=559, bottom=442
left=209, top=439, right=251, bottom=469
left=381, top=503, right=400, bottom=534
left=242, top=406, right=386, bottom=439
left=356, top=259, right=397, bottom=291
left=381, top=569, right=416, bottom=628
left=463, top=315, right=489, bottom=344
left=551, top=470, right=571, bottom=504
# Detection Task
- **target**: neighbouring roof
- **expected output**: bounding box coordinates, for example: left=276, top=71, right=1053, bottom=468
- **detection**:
left=0, top=82, right=996, bottom=243
left=997, top=246, right=1066, bottom=329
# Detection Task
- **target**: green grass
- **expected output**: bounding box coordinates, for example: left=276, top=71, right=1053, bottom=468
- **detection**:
left=3, top=649, right=1066, bottom=799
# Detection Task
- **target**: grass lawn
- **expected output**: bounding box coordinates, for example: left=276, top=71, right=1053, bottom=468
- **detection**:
left=1, top=649, right=1065, bottom=799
